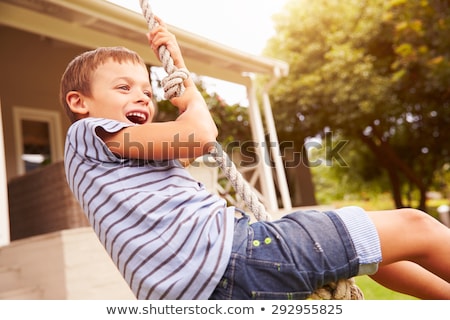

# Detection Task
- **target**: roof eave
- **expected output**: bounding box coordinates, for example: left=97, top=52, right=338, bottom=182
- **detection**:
left=1, top=0, right=288, bottom=85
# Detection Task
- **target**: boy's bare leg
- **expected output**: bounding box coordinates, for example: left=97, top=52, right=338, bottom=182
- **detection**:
left=370, top=261, right=450, bottom=299
left=367, top=209, right=450, bottom=299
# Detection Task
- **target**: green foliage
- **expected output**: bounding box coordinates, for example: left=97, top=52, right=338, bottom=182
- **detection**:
left=265, top=0, right=450, bottom=209
left=310, top=138, right=391, bottom=204
left=208, top=100, right=252, bottom=149
left=356, top=276, right=417, bottom=300
left=152, top=72, right=252, bottom=150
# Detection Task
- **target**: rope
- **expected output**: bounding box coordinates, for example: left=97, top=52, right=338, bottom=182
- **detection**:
left=209, top=143, right=271, bottom=221
left=309, top=278, right=364, bottom=300
left=138, top=0, right=362, bottom=300
left=140, top=0, right=189, bottom=99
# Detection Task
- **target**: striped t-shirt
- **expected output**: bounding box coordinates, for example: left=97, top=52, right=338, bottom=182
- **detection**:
left=64, top=117, right=235, bottom=299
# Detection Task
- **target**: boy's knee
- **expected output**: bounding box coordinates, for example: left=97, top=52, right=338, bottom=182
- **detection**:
left=399, top=208, right=437, bottom=231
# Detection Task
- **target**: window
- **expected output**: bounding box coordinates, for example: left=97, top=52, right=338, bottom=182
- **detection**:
left=13, top=106, right=63, bottom=175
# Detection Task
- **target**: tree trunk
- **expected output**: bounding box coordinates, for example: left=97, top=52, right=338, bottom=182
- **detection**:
left=359, top=132, right=427, bottom=210
left=283, top=146, right=317, bottom=207
left=386, top=167, right=404, bottom=208
left=418, top=187, right=427, bottom=211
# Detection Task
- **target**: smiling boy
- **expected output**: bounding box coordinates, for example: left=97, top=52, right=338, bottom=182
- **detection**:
left=61, top=19, right=450, bottom=300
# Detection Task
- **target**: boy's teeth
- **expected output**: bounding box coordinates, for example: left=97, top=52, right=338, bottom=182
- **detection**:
left=126, top=112, right=147, bottom=124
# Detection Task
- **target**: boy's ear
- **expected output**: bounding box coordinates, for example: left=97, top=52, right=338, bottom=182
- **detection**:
left=66, top=91, right=89, bottom=117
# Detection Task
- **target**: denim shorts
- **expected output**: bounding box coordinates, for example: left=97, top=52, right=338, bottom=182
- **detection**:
left=209, top=208, right=377, bottom=300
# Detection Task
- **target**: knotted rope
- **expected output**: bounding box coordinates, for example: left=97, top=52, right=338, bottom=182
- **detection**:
left=140, top=0, right=189, bottom=99
left=309, top=278, right=364, bottom=300
left=138, top=0, right=363, bottom=300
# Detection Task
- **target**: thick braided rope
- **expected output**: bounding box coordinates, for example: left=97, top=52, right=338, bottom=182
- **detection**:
left=138, top=0, right=362, bottom=300
left=309, top=278, right=364, bottom=300
left=209, top=143, right=271, bottom=221
left=140, top=0, right=189, bottom=99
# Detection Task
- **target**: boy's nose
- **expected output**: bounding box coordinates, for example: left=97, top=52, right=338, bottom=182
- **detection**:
left=137, top=92, right=151, bottom=104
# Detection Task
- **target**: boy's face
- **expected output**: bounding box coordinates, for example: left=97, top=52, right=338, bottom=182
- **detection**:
left=82, top=59, right=154, bottom=125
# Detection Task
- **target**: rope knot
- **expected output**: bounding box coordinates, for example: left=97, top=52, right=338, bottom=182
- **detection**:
left=308, top=279, right=364, bottom=300
left=161, top=68, right=189, bottom=99
left=140, top=0, right=190, bottom=100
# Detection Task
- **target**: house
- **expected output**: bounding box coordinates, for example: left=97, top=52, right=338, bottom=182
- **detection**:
left=0, top=0, right=291, bottom=298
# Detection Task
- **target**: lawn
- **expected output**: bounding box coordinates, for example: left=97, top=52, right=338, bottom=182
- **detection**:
left=355, top=276, right=417, bottom=300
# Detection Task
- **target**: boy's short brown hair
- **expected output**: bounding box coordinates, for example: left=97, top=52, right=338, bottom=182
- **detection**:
left=60, top=46, right=148, bottom=123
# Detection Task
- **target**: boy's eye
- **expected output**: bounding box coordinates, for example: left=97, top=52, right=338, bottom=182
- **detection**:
left=144, top=91, right=152, bottom=98
left=118, top=85, right=130, bottom=91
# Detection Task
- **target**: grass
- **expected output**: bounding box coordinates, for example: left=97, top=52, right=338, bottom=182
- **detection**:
left=355, top=276, right=417, bottom=300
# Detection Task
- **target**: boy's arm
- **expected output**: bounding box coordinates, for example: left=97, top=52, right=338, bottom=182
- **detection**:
left=102, top=20, right=218, bottom=161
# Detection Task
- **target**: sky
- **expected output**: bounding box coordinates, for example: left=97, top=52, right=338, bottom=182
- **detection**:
left=106, top=0, right=288, bottom=104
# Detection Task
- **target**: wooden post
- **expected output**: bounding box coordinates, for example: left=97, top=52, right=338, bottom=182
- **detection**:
left=0, top=99, right=10, bottom=246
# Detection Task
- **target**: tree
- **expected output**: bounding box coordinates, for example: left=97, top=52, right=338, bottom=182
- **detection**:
left=152, top=71, right=252, bottom=145
left=265, top=0, right=450, bottom=210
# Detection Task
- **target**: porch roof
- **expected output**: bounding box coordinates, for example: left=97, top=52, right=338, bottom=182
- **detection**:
left=1, top=0, right=288, bottom=86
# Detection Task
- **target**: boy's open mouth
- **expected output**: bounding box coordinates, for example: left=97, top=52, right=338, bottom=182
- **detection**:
left=126, top=111, right=147, bottom=125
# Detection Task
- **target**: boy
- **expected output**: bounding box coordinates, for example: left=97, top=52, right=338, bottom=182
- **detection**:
left=61, top=19, right=450, bottom=299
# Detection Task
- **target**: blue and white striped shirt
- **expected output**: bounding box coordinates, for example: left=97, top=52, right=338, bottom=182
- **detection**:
left=64, top=118, right=234, bottom=299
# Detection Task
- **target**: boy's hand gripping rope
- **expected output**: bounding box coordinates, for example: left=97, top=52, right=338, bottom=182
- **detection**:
left=140, top=0, right=189, bottom=100
left=138, top=0, right=363, bottom=300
